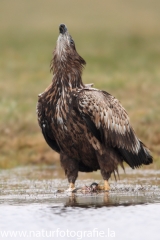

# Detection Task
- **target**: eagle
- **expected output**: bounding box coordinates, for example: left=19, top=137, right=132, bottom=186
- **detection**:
left=37, top=24, right=153, bottom=191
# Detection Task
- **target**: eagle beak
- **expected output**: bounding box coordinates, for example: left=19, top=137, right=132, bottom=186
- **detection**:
left=59, top=24, right=67, bottom=34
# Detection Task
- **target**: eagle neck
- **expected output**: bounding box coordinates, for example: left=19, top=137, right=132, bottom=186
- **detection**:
left=52, top=70, right=84, bottom=94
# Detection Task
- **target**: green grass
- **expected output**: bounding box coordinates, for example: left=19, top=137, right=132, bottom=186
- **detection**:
left=0, top=0, right=160, bottom=168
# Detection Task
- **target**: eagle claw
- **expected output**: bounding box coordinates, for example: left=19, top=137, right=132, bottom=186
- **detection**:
left=66, top=183, right=76, bottom=192
left=66, top=187, right=76, bottom=192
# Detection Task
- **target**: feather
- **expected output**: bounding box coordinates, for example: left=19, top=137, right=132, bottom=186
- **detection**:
left=77, top=88, right=153, bottom=168
left=37, top=24, right=153, bottom=188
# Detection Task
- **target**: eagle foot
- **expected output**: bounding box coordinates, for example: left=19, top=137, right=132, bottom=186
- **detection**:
left=66, top=183, right=76, bottom=192
left=97, top=180, right=110, bottom=191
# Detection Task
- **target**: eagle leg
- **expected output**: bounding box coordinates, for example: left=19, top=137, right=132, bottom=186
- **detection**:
left=95, top=152, right=112, bottom=191
left=60, top=154, right=78, bottom=191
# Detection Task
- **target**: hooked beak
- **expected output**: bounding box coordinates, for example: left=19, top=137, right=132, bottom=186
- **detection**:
left=59, top=24, right=67, bottom=34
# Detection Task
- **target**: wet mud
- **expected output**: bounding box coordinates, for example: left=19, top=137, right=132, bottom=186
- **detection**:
left=0, top=166, right=160, bottom=239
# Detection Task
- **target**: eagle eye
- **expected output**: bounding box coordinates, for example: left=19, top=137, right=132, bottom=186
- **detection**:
left=70, top=39, right=74, bottom=45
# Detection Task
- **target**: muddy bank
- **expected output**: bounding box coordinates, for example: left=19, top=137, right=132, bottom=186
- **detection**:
left=0, top=166, right=160, bottom=205
left=0, top=166, right=160, bottom=240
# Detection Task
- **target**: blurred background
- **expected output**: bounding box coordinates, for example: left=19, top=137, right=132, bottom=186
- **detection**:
left=0, top=0, right=160, bottom=169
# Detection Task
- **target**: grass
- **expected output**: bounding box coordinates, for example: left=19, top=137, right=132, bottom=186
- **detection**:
left=0, top=0, right=160, bottom=168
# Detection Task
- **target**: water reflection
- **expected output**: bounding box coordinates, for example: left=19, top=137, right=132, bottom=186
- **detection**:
left=64, top=192, right=160, bottom=208
left=0, top=167, right=160, bottom=240
left=0, top=166, right=160, bottom=207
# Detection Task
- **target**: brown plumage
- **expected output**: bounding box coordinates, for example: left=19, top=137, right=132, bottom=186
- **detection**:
left=37, top=24, right=153, bottom=191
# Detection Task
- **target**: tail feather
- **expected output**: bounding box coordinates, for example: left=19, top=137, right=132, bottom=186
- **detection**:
left=116, top=141, right=153, bottom=169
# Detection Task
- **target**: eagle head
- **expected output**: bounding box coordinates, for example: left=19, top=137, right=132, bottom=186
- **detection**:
left=51, top=24, right=86, bottom=73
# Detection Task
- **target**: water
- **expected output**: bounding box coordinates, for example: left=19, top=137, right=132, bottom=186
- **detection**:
left=0, top=166, right=160, bottom=240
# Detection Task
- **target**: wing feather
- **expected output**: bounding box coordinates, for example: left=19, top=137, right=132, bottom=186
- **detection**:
left=77, top=89, right=136, bottom=150
left=37, top=98, right=60, bottom=153
left=76, top=88, right=152, bottom=168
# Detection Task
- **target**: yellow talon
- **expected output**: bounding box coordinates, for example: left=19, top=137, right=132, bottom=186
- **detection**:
left=104, top=180, right=110, bottom=191
left=98, top=180, right=110, bottom=191
left=66, top=183, right=75, bottom=192
left=69, top=183, right=75, bottom=189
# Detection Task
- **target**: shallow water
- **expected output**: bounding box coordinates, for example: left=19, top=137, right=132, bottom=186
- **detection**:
left=0, top=166, right=160, bottom=240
